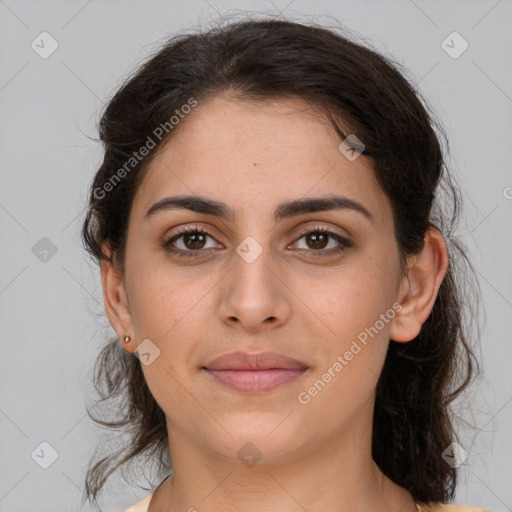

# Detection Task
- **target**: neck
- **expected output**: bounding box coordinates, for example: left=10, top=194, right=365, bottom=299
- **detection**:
left=149, top=411, right=416, bottom=512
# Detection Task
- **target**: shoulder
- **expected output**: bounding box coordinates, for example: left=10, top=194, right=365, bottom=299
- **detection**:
left=123, top=493, right=153, bottom=512
left=419, top=503, right=494, bottom=512
left=122, top=496, right=493, bottom=512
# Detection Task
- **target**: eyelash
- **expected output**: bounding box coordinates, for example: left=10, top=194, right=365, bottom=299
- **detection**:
left=162, top=225, right=352, bottom=258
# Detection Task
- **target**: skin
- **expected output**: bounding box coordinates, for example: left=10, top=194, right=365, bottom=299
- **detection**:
left=101, top=94, right=448, bottom=512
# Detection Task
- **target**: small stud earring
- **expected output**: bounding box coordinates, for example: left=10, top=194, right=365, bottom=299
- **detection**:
left=123, top=336, right=131, bottom=343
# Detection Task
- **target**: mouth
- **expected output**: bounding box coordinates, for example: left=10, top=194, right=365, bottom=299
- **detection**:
left=201, top=350, right=309, bottom=393
left=202, top=367, right=309, bottom=393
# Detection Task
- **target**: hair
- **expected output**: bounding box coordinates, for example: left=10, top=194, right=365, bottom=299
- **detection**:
left=81, top=14, right=482, bottom=510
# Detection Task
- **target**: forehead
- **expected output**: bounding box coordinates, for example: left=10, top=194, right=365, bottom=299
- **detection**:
left=131, top=95, right=391, bottom=227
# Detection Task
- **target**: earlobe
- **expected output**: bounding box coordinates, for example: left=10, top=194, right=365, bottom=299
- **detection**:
left=100, top=241, right=134, bottom=348
left=389, top=227, right=449, bottom=343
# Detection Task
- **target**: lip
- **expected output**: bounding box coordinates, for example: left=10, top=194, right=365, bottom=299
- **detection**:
left=202, top=351, right=309, bottom=393
left=204, top=350, right=308, bottom=370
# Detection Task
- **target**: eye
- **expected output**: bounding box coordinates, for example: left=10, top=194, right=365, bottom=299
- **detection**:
left=290, top=226, right=351, bottom=257
left=163, top=225, right=222, bottom=257
left=162, top=225, right=352, bottom=258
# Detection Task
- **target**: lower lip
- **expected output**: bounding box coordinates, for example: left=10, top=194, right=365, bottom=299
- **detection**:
left=203, top=368, right=308, bottom=392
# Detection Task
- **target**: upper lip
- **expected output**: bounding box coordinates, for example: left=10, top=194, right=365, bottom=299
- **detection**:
left=203, top=351, right=309, bottom=370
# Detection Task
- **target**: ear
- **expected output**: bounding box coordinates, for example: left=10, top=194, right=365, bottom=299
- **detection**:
left=390, top=227, right=449, bottom=343
left=100, top=241, right=135, bottom=352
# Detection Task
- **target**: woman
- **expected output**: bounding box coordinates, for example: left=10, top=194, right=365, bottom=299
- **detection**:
left=81, top=16, right=490, bottom=512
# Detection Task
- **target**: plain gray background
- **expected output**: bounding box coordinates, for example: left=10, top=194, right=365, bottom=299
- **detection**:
left=1, top=1, right=511, bottom=511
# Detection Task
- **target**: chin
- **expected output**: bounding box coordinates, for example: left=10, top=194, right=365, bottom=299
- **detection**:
left=204, top=413, right=304, bottom=463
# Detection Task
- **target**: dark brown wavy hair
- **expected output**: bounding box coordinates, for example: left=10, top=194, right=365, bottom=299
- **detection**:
left=80, top=15, right=482, bottom=511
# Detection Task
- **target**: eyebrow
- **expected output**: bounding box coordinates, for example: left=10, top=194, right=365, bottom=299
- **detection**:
left=144, top=194, right=375, bottom=224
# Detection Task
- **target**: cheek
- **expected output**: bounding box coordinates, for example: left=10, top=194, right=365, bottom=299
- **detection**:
left=128, top=273, right=177, bottom=339
left=297, top=264, right=398, bottom=421
left=125, top=242, right=197, bottom=331
left=126, top=258, right=219, bottom=366
left=304, top=248, right=400, bottom=359
left=314, top=262, right=397, bottom=326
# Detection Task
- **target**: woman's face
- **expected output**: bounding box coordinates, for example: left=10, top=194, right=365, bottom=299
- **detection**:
left=113, top=95, right=407, bottom=462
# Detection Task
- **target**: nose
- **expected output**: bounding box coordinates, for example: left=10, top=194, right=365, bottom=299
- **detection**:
left=217, top=244, right=291, bottom=333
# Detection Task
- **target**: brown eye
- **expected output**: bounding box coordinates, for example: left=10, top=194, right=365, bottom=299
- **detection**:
left=163, top=226, right=221, bottom=257
left=162, top=225, right=351, bottom=259
left=292, top=227, right=352, bottom=257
